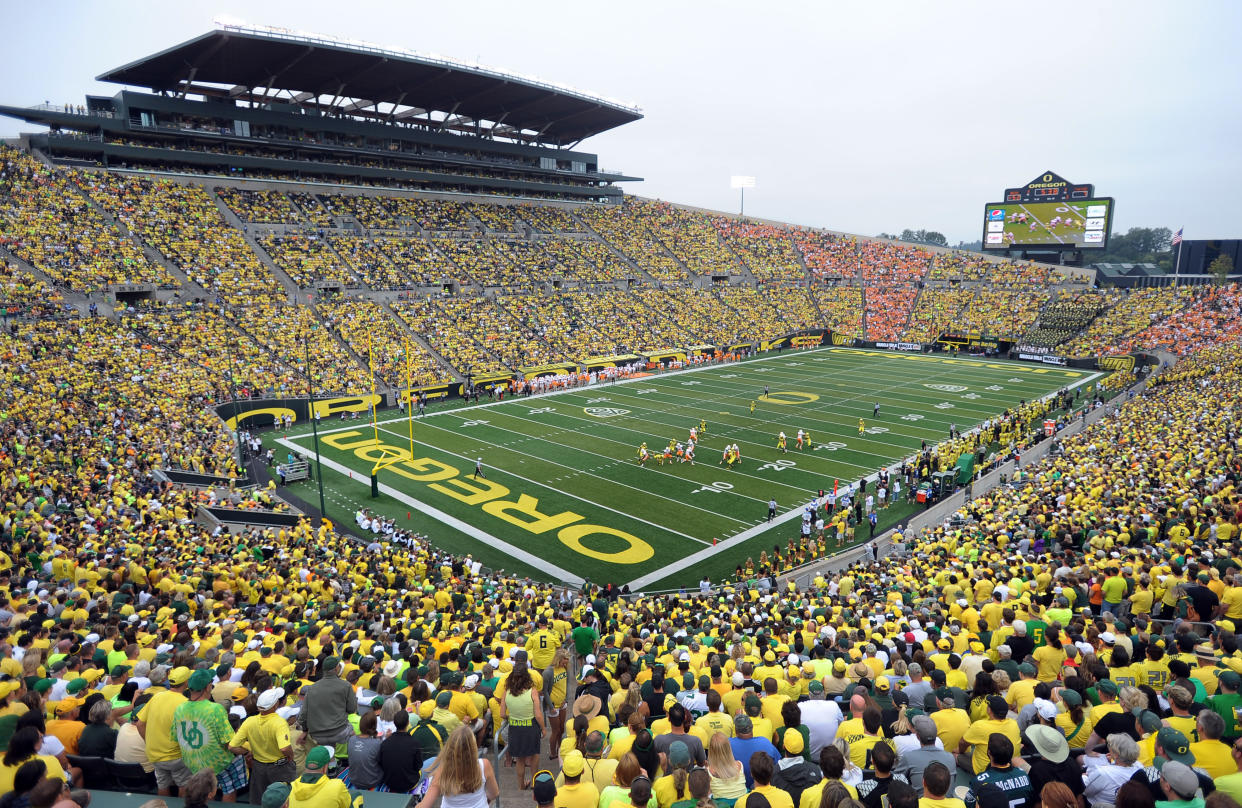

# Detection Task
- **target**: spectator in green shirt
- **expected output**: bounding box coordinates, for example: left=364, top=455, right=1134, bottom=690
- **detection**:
left=572, top=618, right=599, bottom=660
left=1101, top=569, right=1128, bottom=614
left=1209, top=671, right=1242, bottom=742
left=172, top=669, right=247, bottom=802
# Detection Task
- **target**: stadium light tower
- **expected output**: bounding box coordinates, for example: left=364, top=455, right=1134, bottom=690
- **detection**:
left=730, top=176, right=755, bottom=217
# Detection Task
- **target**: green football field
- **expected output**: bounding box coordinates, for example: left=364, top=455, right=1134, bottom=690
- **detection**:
left=278, top=348, right=1104, bottom=591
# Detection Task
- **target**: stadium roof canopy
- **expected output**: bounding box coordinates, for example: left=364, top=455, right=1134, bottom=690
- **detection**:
left=97, top=24, right=643, bottom=147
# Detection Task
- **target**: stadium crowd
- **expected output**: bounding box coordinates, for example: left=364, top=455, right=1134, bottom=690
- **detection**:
left=0, top=272, right=1240, bottom=808
left=6, top=149, right=1242, bottom=808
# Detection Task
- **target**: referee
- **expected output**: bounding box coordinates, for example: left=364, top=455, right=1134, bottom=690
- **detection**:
left=767, top=497, right=777, bottom=522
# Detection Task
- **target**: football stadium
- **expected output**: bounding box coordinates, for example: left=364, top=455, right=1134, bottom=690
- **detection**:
left=1, top=8, right=1241, bottom=808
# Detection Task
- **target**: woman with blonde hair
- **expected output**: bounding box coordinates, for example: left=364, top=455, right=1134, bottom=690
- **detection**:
left=706, top=732, right=746, bottom=800
left=832, top=739, right=863, bottom=788
left=414, top=725, right=499, bottom=808
left=20, top=653, right=41, bottom=681
left=610, top=710, right=646, bottom=760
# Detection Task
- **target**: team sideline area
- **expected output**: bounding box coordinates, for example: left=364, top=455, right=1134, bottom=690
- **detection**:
left=1, top=16, right=1241, bottom=808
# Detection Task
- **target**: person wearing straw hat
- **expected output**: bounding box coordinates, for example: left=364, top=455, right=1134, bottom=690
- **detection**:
left=1020, top=725, right=1083, bottom=805
left=573, top=692, right=609, bottom=738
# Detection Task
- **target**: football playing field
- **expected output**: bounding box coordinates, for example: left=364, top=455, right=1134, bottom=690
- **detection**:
left=278, top=348, right=1104, bottom=591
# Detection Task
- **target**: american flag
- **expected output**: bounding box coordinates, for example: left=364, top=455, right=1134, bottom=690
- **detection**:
left=1172, top=227, right=1183, bottom=246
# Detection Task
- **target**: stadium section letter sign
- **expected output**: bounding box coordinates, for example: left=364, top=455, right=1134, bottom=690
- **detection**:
left=982, top=198, right=1114, bottom=250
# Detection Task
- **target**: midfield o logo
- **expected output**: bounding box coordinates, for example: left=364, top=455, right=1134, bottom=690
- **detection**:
left=924, top=383, right=967, bottom=393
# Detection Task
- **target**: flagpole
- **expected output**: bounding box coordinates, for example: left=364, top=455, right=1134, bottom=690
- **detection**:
left=1172, top=228, right=1183, bottom=286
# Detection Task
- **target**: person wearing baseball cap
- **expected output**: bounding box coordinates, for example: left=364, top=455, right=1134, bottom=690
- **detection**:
left=1158, top=760, right=1202, bottom=807
left=172, top=668, right=247, bottom=799
left=959, top=695, right=1020, bottom=774
left=531, top=769, right=557, bottom=807
left=302, top=656, right=354, bottom=747
left=136, top=660, right=193, bottom=795
left=290, top=746, right=351, bottom=808
left=230, top=688, right=294, bottom=805
left=259, top=782, right=291, bottom=808
left=1126, top=725, right=1216, bottom=803
left=555, top=749, right=600, bottom=807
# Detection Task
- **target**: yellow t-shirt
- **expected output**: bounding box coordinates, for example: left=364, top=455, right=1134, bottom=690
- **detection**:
left=231, top=712, right=292, bottom=763
left=0, top=755, right=66, bottom=793
left=137, top=690, right=188, bottom=762
left=799, top=779, right=858, bottom=808
left=1033, top=645, right=1066, bottom=681
left=931, top=708, right=971, bottom=751
left=653, top=774, right=691, bottom=808
left=961, top=718, right=1021, bottom=774
left=742, top=785, right=794, bottom=808
left=1190, top=740, right=1235, bottom=778
left=1007, top=679, right=1038, bottom=711
left=1055, top=711, right=1094, bottom=748
left=920, top=799, right=967, bottom=808
left=555, top=781, right=601, bottom=808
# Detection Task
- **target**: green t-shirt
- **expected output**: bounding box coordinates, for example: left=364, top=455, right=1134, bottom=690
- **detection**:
left=572, top=626, right=599, bottom=656
left=1209, top=692, right=1242, bottom=739
left=171, top=699, right=236, bottom=774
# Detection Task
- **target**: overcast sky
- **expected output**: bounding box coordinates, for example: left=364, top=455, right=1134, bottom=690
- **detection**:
left=3, top=1, right=1239, bottom=243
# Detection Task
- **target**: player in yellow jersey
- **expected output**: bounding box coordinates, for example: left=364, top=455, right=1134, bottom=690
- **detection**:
left=699, top=419, right=707, bottom=435
left=858, top=418, right=865, bottom=435
left=777, top=431, right=787, bottom=453
left=750, top=400, right=756, bottom=414
left=638, top=443, right=649, bottom=466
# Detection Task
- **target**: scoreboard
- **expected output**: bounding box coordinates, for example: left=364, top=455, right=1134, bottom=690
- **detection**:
left=982, top=199, right=1114, bottom=250
left=1003, top=171, right=1093, bottom=203
left=981, top=171, right=1112, bottom=261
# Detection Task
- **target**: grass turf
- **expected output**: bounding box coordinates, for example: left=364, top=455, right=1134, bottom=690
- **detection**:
left=278, top=347, right=1104, bottom=590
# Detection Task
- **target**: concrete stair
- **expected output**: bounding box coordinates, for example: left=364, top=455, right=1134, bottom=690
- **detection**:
left=378, top=301, right=464, bottom=383
left=0, top=246, right=108, bottom=316
left=205, top=188, right=301, bottom=301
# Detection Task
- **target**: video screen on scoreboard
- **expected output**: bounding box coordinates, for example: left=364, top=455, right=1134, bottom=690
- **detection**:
left=981, top=198, right=1113, bottom=250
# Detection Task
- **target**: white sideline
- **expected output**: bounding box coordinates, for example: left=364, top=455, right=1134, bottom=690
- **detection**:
left=277, top=352, right=1103, bottom=590
left=275, top=438, right=586, bottom=586
left=622, top=368, right=1104, bottom=591
left=296, top=347, right=1092, bottom=438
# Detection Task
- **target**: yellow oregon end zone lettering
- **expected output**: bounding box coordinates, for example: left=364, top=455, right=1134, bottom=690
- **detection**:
left=316, top=430, right=654, bottom=566
left=758, top=391, right=820, bottom=405
left=830, top=348, right=1083, bottom=377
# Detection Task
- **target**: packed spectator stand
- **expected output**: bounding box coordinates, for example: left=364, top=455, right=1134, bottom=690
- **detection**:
left=1, top=140, right=1242, bottom=808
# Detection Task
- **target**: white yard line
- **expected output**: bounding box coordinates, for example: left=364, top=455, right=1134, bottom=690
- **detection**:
left=279, top=427, right=711, bottom=546
left=298, top=347, right=1088, bottom=439
left=275, top=439, right=584, bottom=586
left=369, top=420, right=734, bottom=534
left=623, top=368, right=1105, bottom=591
